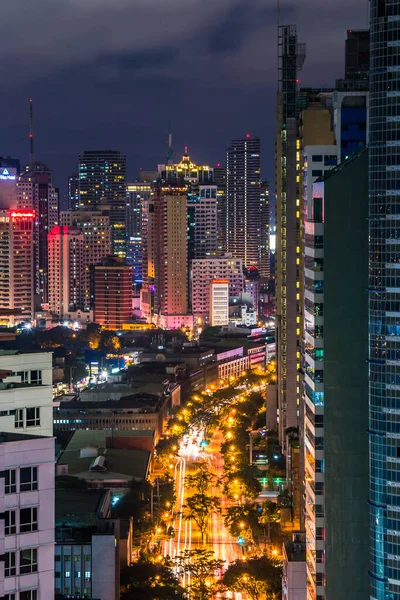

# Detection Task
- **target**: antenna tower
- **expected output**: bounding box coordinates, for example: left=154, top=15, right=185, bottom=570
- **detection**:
left=29, top=99, right=34, bottom=167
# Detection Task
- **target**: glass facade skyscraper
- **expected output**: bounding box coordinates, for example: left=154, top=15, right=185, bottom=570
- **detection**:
left=369, top=1, right=400, bottom=598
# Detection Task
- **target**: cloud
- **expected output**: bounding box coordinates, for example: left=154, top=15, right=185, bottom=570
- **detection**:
left=0, top=0, right=370, bottom=193
left=99, top=46, right=181, bottom=71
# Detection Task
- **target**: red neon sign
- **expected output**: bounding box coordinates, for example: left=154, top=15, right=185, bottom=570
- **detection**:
left=9, top=211, right=35, bottom=218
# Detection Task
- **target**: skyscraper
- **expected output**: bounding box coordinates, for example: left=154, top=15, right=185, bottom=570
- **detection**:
left=226, top=136, right=261, bottom=269
left=344, top=28, right=369, bottom=81
left=126, top=182, right=152, bottom=283
left=78, top=150, right=127, bottom=256
left=259, top=180, right=271, bottom=279
left=60, top=208, right=111, bottom=310
left=187, top=184, right=218, bottom=261
left=275, top=26, right=306, bottom=449
left=141, top=181, right=191, bottom=328
left=214, top=162, right=227, bottom=255
left=48, top=226, right=85, bottom=317
left=0, top=209, right=35, bottom=325
left=16, top=162, right=59, bottom=305
left=68, top=173, right=79, bottom=211
left=304, top=151, right=369, bottom=600
left=368, top=2, right=400, bottom=598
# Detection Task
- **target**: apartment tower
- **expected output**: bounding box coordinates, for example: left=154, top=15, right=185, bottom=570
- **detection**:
left=226, top=136, right=261, bottom=270
left=368, top=1, right=400, bottom=598
left=78, top=150, right=126, bottom=257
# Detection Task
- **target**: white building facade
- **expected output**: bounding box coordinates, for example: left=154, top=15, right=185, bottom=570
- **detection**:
left=0, top=352, right=54, bottom=437
left=191, top=256, right=243, bottom=322
left=210, top=280, right=229, bottom=326
left=0, top=434, right=55, bottom=600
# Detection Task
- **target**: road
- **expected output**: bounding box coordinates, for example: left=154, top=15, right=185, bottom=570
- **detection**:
left=163, top=427, right=245, bottom=598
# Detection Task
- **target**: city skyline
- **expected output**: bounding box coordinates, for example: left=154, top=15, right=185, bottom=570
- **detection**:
left=0, top=1, right=368, bottom=193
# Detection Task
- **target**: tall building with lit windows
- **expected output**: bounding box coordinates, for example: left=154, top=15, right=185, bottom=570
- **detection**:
left=48, top=226, right=85, bottom=318
left=16, top=163, right=59, bottom=305
left=275, top=25, right=306, bottom=450
left=141, top=181, right=191, bottom=329
left=214, top=162, right=227, bottom=255
left=126, top=182, right=153, bottom=283
left=78, top=150, right=126, bottom=257
left=259, top=180, right=271, bottom=279
left=68, top=173, right=79, bottom=210
left=303, top=151, right=368, bottom=600
left=368, top=2, right=400, bottom=599
left=226, top=136, right=261, bottom=269
left=0, top=209, right=35, bottom=325
left=60, top=208, right=111, bottom=310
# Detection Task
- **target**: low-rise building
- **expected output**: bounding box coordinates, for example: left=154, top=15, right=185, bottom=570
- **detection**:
left=55, top=488, right=129, bottom=600
left=57, top=430, right=151, bottom=491
left=54, top=388, right=169, bottom=443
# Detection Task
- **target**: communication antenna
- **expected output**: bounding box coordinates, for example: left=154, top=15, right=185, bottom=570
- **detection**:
left=29, top=99, right=34, bottom=167
left=167, top=120, right=174, bottom=166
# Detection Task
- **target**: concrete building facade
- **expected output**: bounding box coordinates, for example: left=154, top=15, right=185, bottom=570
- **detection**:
left=48, top=226, right=85, bottom=318
left=0, top=209, right=35, bottom=325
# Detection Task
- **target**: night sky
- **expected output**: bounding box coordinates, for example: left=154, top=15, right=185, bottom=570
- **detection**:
left=0, top=0, right=368, bottom=201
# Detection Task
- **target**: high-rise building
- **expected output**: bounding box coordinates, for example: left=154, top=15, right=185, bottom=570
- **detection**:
left=0, top=160, right=19, bottom=210
left=304, top=150, right=368, bottom=600
left=0, top=351, right=54, bottom=436
left=344, top=29, right=370, bottom=82
left=78, top=150, right=127, bottom=256
left=141, top=181, right=192, bottom=329
left=259, top=180, right=271, bottom=279
left=0, top=351, right=55, bottom=600
left=214, top=162, right=227, bottom=255
left=275, top=25, right=306, bottom=449
left=158, top=148, right=213, bottom=184
left=68, top=173, right=79, bottom=210
left=334, top=29, right=369, bottom=162
left=17, top=162, right=59, bottom=305
left=368, top=2, right=400, bottom=599
left=0, top=209, right=35, bottom=325
left=60, top=208, right=111, bottom=310
left=93, top=256, right=132, bottom=330
left=126, top=182, right=152, bottom=284
left=226, top=136, right=261, bottom=269
left=191, top=256, right=244, bottom=323
left=187, top=184, right=218, bottom=261
left=48, top=226, right=85, bottom=318
left=210, top=279, right=229, bottom=326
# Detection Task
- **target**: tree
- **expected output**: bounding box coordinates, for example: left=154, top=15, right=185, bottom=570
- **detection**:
left=183, top=494, right=220, bottom=544
left=219, top=556, right=282, bottom=600
left=100, top=329, right=121, bottom=352
left=175, top=548, right=224, bottom=600
left=121, top=556, right=185, bottom=600
left=259, top=501, right=280, bottom=543
left=224, top=502, right=261, bottom=540
left=185, top=462, right=218, bottom=496
left=63, top=352, right=86, bottom=385
left=79, top=323, right=102, bottom=349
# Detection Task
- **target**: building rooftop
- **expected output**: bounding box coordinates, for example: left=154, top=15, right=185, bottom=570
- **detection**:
left=58, top=393, right=162, bottom=411
left=0, top=431, right=49, bottom=443
left=58, top=430, right=151, bottom=482
left=284, top=540, right=306, bottom=562
left=55, top=489, right=107, bottom=523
